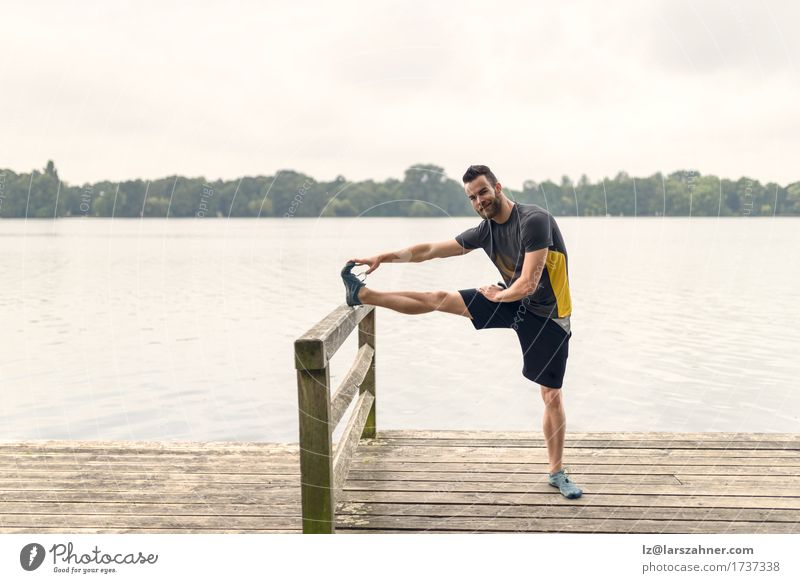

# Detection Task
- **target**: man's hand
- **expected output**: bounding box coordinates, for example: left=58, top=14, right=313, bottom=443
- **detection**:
left=478, top=284, right=505, bottom=302
left=348, top=255, right=383, bottom=274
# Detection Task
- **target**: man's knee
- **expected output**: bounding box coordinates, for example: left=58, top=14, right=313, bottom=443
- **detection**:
left=429, top=290, right=449, bottom=304
left=541, top=386, right=563, bottom=408
left=433, top=290, right=471, bottom=318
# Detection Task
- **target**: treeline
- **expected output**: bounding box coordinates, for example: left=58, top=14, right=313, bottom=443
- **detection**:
left=1, top=161, right=797, bottom=218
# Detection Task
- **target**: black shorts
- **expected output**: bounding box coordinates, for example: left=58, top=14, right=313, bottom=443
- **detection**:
left=457, top=288, right=572, bottom=388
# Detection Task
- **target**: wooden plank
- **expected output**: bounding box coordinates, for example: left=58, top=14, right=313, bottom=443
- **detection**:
left=358, top=308, right=376, bottom=439
left=330, top=343, right=374, bottom=427
left=0, top=472, right=301, bottom=484
left=342, top=480, right=800, bottom=497
left=0, top=460, right=299, bottom=470
left=676, top=475, right=800, bottom=487
left=349, top=461, right=800, bottom=476
left=0, top=514, right=302, bottom=529
left=0, top=450, right=297, bottom=460
left=0, top=484, right=300, bottom=497
left=0, top=528, right=300, bottom=533
left=0, top=454, right=301, bottom=465
left=0, top=491, right=301, bottom=504
left=353, top=445, right=800, bottom=458
left=0, top=455, right=300, bottom=467
left=0, top=462, right=305, bottom=473
left=337, top=489, right=800, bottom=509
left=334, top=515, right=798, bottom=533
left=296, top=365, right=334, bottom=534
left=333, top=392, right=375, bottom=492
left=294, top=305, right=373, bottom=370
left=365, top=438, right=800, bottom=450
left=0, top=502, right=302, bottom=517
left=0, top=456, right=300, bottom=468
left=351, top=454, right=800, bottom=466
left=335, top=502, right=800, bottom=523
left=346, top=471, right=680, bottom=485
left=356, top=448, right=800, bottom=459
left=375, top=430, right=800, bottom=441
left=361, top=441, right=800, bottom=453
left=0, top=481, right=301, bottom=493
left=356, top=450, right=800, bottom=461
left=338, top=530, right=461, bottom=534
left=0, top=441, right=298, bottom=453
left=0, top=469, right=301, bottom=480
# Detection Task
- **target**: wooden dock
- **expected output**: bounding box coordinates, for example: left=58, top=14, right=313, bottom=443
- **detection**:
left=1, top=430, right=798, bottom=534
left=4, top=305, right=797, bottom=534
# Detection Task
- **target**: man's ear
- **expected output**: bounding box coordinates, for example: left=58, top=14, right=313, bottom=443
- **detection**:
left=495, top=182, right=502, bottom=195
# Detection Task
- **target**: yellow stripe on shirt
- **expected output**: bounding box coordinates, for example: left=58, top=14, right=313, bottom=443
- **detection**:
left=545, top=250, right=572, bottom=317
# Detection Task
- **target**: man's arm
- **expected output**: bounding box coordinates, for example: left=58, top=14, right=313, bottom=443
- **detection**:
left=349, top=239, right=473, bottom=274
left=494, top=248, right=548, bottom=302
left=425, top=239, right=476, bottom=260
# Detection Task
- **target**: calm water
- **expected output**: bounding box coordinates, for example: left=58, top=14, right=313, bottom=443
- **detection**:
left=1, top=217, right=798, bottom=441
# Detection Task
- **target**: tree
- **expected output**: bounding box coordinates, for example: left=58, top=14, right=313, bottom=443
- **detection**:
left=0, top=163, right=798, bottom=218
left=44, top=160, right=59, bottom=180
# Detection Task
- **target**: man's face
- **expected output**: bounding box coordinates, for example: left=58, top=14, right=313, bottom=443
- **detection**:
left=464, top=175, right=502, bottom=220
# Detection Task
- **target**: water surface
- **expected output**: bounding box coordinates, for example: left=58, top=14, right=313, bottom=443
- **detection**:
left=1, top=216, right=797, bottom=441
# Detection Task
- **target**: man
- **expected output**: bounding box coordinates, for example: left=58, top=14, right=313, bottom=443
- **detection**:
left=341, top=164, right=581, bottom=499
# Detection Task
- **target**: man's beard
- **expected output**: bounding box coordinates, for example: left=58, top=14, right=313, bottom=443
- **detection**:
left=480, top=198, right=499, bottom=218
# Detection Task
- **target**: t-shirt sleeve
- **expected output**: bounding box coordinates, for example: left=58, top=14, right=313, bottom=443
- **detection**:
left=455, top=222, right=487, bottom=250
left=521, top=211, right=553, bottom=252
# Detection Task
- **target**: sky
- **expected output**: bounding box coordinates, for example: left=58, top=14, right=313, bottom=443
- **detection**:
left=1, top=0, right=798, bottom=189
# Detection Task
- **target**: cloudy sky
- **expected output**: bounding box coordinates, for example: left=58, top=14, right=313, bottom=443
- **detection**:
left=2, top=0, right=798, bottom=188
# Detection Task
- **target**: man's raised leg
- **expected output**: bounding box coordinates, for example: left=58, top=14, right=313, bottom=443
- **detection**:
left=358, top=288, right=472, bottom=318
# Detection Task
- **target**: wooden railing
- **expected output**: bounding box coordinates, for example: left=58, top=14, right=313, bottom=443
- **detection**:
left=294, top=304, right=376, bottom=533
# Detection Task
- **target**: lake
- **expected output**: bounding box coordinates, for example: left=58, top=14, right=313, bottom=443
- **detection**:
left=1, top=216, right=798, bottom=442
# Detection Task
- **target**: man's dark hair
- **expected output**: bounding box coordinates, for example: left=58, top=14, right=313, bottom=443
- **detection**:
left=462, top=165, right=498, bottom=188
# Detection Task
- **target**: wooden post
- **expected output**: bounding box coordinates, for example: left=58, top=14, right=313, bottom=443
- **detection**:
left=294, top=305, right=375, bottom=534
left=358, top=308, right=376, bottom=438
left=296, top=361, right=335, bottom=534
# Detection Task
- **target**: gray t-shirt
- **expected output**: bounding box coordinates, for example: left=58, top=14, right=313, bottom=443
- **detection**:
left=455, top=203, right=572, bottom=334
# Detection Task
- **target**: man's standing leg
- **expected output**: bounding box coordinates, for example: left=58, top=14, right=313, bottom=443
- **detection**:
left=542, top=385, right=583, bottom=498
left=541, top=386, right=565, bottom=474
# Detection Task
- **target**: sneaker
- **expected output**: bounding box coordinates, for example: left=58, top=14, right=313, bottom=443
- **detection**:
left=548, top=467, right=583, bottom=499
left=341, top=261, right=367, bottom=307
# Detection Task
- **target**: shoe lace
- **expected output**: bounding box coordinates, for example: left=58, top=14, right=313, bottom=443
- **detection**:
left=354, top=269, right=368, bottom=284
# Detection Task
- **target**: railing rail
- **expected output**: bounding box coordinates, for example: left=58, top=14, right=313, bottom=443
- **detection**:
left=294, top=304, right=376, bottom=533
